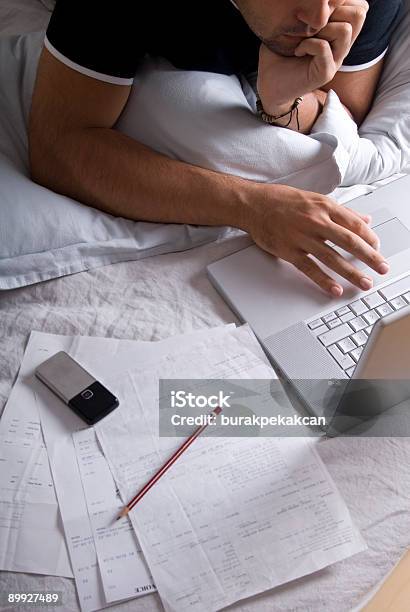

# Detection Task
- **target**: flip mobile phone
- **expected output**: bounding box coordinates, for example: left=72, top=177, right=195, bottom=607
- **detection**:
left=35, top=351, right=119, bottom=425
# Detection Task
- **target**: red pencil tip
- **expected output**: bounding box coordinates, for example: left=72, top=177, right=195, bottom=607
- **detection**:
left=214, top=407, right=222, bottom=415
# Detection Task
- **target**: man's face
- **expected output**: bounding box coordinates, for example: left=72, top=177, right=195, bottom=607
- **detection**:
left=235, top=0, right=346, bottom=56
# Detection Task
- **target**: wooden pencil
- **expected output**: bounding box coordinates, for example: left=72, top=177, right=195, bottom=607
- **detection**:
left=117, top=406, right=222, bottom=520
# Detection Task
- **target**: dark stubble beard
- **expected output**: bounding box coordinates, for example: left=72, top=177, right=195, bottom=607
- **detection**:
left=259, top=35, right=302, bottom=56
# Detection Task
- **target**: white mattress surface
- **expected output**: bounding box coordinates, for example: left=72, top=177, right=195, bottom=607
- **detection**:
left=1, top=3, right=409, bottom=611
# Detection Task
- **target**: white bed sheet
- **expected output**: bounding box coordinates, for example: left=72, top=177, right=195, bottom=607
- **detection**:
left=1, top=3, right=410, bottom=611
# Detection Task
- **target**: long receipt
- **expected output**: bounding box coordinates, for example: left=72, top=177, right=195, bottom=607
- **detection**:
left=72, top=427, right=155, bottom=603
left=0, top=433, right=71, bottom=577
left=0, top=336, right=72, bottom=578
left=96, top=327, right=367, bottom=612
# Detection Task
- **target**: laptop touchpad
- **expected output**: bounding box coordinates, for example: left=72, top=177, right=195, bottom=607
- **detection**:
left=374, top=217, right=410, bottom=258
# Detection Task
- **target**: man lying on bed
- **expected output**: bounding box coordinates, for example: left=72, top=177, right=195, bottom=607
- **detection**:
left=29, top=0, right=402, bottom=298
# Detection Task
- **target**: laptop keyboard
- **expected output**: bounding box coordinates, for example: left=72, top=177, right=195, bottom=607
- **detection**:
left=307, top=275, right=410, bottom=377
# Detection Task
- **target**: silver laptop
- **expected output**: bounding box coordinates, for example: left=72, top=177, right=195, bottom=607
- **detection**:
left=208, top=174, right=410, bottom=421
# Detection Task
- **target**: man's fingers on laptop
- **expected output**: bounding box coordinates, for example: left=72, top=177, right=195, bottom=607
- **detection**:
left=343, top=209, right=372, bottom=225
left=357, top=212, right=372, bottom=224
left=293, top=254, right=342, bottom=296
left=330, top=206, right=380, bottom=250
left=311, top=242, right=374, bottom=291
left=327, top=224, right=389, bottom=275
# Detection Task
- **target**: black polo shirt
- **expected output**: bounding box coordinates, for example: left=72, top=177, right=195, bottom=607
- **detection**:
left=45, top=0, right=403, bottom=85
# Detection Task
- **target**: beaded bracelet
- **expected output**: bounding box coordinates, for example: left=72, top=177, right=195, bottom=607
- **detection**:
left=256, top=95, right=303, bottom=131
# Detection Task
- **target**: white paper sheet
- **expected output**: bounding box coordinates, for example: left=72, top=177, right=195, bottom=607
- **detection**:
left=96, top=329, right=367, bottom=612
left=0, top=434, right=72, bottom=576
left=0, top=335, right=72, bottom=578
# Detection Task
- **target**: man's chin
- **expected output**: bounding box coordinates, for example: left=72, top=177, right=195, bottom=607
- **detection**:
left=263, top=37, right=299, bottom=57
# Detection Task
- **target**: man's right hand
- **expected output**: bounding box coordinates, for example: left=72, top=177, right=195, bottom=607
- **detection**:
left=244, top=183, right=389, bottom=297
left=257, top=0, right=369, bottom=115
left=295, top=0, right=369, bottom=88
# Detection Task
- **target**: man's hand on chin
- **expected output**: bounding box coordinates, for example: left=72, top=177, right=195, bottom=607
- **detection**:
left=256, top=0, right=369, bottom=131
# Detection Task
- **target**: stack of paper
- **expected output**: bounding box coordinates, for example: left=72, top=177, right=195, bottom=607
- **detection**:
left=0, top=325, right=367, bottom=612
left=1, top=326, right=235, bottom=611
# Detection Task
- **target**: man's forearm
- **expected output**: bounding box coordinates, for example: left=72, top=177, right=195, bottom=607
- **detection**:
left=30, top=126, right=259, bottom=230
left=29, top=107, right=388, bottom=299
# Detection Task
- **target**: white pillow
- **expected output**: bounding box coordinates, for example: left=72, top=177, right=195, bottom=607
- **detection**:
left=117, top=61, right=349, bottom=195
left=0, top=32, right=225, bottom=290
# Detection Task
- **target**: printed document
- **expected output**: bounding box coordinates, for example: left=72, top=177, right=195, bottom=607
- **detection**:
left=72, top=427, right=155, bottom=604
left=0, top=335, right=72, bottom=578
left=96, top=328, right=367, bottom=612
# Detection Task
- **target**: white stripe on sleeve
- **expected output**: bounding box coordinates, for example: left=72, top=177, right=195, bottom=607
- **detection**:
left=338, top=48, right=388, bottom=72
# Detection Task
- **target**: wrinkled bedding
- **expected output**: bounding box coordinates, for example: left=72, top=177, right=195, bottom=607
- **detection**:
left=1, top=2, right=410, bottom=612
